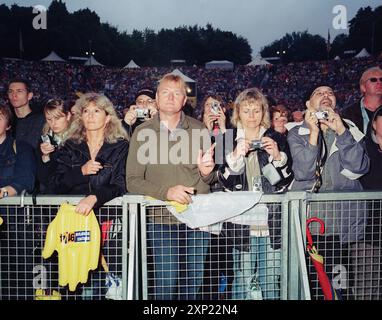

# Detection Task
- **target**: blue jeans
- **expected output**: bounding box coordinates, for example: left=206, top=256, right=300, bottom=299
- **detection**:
left=147, top=223, right=209, bottom=300
left=232, top=236, right=281, bottom=300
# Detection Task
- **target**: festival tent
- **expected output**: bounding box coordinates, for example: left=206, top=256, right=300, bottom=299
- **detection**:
left=169, top=68, right=196, bottom=83
left=246, top=54, right=272, bottom=66
left=205, top=60, right=234, bottom=70
left=84, top=56, right=104, bottom=66
left=355, top=48, right=370, bottom=58
left=334, top=56, right=341, bottom=60
left=41, top=51, right=66, bottom=62
left=124, top=60, right=140, bottom=69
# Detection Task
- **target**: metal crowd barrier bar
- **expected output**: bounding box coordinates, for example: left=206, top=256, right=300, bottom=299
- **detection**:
left=0, top=195, right=136, bottom=300
left=304, top=191, right=382, bottom=300
left=139, top=194, right=294, bottom=300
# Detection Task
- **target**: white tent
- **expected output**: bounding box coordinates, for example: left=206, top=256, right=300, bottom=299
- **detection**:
left=334, top=55, right=341, bottom=60
left=246, top=54, right=272, bottom=67
left=84, top=56, right=104, bottom=66
left=124, top=59, right=140, bottom=69
left=205, top=60, right=234, bottom=70
left=169, top=68, right=195, bottom=83
left=355, top=48, right=370, bottom=58
left=41, top=51, right=66, bottom=62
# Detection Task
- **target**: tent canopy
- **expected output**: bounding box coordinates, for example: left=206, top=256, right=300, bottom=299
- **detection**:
left=205, top=60, right=234, bottom=70
left=334, top=56, right=341, bottom=60
left=169, top=68, right=195, bottom=83
left=124, top=59, right=140, bottom=69
left=355, top=48, right=370, bottom=58
left=41, top=51, right=66, bottom=62
left=84, top=56, right=104, bottom=66
left=246, top=54, right=272, bottom=66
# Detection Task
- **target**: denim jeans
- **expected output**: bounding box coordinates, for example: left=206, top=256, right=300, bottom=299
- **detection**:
left=147, top=223, right=209, bottom=300
left=231, top=236, right=281, bottom=300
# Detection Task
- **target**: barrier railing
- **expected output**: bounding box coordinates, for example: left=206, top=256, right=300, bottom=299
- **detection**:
left=1, top=191, right=381, bottom=300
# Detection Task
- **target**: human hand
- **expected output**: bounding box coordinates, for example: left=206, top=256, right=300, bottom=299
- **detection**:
left=40, top=142, right=55, bottom=156
left=319, top=109, right=346, bottom=135
left=261, top=137, right=281, bottom=161
left=197, top=143, right=216, bottom=177
left=81, top=160, right=103, bottom=175
left=166, top=185, right=195, bottom=204
left=75, top=195, right=98, bottom=216
left=123, top=105, right=137, bottom=125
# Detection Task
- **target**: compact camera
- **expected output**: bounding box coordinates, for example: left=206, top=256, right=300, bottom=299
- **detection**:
left=41, top=134, right=58, bottom=147
left=211, top=101, right=220, bottom=115
left=249, top=140, right=263, bottom=151
left=314, top=110, right=329, bottom=120
left=136, top=108, right=150, bottom=119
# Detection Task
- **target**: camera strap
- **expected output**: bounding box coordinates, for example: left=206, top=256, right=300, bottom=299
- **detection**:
left=312, top=130, right=327, bottom=193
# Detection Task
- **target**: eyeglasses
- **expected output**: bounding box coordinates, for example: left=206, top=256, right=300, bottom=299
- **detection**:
left=367, top=77, right=382, bottom=83
left=136, top=99, right=155, bottom=105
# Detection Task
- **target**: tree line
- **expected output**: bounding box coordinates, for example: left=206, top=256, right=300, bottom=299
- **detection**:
left=0, top=0, right=251, bottom=67
left=0, top=1, right=381, bottom=66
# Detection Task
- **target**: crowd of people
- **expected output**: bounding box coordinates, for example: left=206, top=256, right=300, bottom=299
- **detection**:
left=1, top=57, right=382, bottom=300
left=2, top=55, right=379, bottom=119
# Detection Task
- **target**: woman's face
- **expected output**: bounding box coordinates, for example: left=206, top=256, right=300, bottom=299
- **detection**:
left=272, top=111, right=288, bottom=134
left=239, top=101, right=263, bottom=130
left=45, top=111, right=71, bottom=134
left=81, top=102, right=110, bottom=132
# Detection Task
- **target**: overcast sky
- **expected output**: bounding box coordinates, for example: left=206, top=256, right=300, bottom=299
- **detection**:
left=3, top=0, right=381, bottom=56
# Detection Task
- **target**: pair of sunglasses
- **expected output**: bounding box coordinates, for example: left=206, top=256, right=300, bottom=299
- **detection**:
left=367, top=77, right=382, bottom=83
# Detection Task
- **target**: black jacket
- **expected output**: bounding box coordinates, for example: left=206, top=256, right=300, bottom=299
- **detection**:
left=47, top=138, right=129, bottom=208
left=217, top=127, right=293, bottom=250
left=218, top=127, right=293, bottom=193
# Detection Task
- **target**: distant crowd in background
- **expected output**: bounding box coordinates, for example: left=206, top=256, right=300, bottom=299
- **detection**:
left=1, top=55, right=380, bottom=121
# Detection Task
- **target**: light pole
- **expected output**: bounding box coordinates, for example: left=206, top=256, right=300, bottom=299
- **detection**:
left=85, top=40, right=95, bottom=65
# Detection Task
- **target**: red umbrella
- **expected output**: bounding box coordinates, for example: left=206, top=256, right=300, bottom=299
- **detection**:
left=306, top=217, right=338, bottom=300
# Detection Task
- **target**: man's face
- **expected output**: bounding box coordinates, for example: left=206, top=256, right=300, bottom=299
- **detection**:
left=361, top=70, right=382, bottom=97
left=292, top=110, right=304, bottom=122
left=156, top=80, right=187, bottom=115
left=307, top=86, right=336, bottom=111
left=7, top=82, right=33, bottom=109
left=135, top=94, right=156, bottom=109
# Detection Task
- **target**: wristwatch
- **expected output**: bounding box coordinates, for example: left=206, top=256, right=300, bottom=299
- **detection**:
left=1, top=188, right=8, bottom=198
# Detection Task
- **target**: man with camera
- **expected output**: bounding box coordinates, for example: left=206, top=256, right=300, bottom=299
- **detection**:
left=122, top=87, right=158, bottom=136
left=287, top=85, right=370, bottom=299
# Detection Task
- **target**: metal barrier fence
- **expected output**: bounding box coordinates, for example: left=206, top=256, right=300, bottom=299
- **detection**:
left=303, top=192, right=382, bottom=300
left=139, top=194, right=297, bottom=300
left=1, top=191, right=381, bottom=300
left=0, top=195, right=143, bottom=300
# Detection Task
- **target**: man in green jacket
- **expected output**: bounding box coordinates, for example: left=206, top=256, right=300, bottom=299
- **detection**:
left=126, top=73, right=216, bottom=300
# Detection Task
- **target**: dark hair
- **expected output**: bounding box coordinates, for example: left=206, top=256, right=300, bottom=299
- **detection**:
left=7, top=78, right=32, bottom=93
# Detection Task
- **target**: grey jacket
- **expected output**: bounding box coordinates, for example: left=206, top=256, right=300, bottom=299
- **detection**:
left=287, top=119, right=370, bottom=243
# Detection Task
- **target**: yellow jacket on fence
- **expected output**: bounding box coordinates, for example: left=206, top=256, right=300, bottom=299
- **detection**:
left=42, top=203, right=101, bottom=291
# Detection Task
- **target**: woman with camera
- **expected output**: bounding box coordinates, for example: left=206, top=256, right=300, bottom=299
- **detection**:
left=218, top=87, right=293, bottom=300
left=37, top=98, right=72, bottom=193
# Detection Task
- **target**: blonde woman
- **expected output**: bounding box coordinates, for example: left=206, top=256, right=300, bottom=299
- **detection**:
left=218, top=87, right=293, bottom=300
left=48, top=93, right=129, bottom=215
left=37, top=99, right=72, bottom=193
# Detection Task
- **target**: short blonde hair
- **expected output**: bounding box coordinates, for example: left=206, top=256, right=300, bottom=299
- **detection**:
left=157, top=74, right=187, bottom=96
left=66, top=92, right=128, bottom=144
left=360, top=66, right=382, bottom=87
left=231, top=87, right=270, bottom=129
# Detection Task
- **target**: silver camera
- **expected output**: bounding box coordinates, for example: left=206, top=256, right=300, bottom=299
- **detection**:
left=136, top=108, right=150, bottom=119
left=314, top=110, right=329, bottom=120
left=211, top=101, right=220, bottom=115
left=249, top=140, right=263, bottom=151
